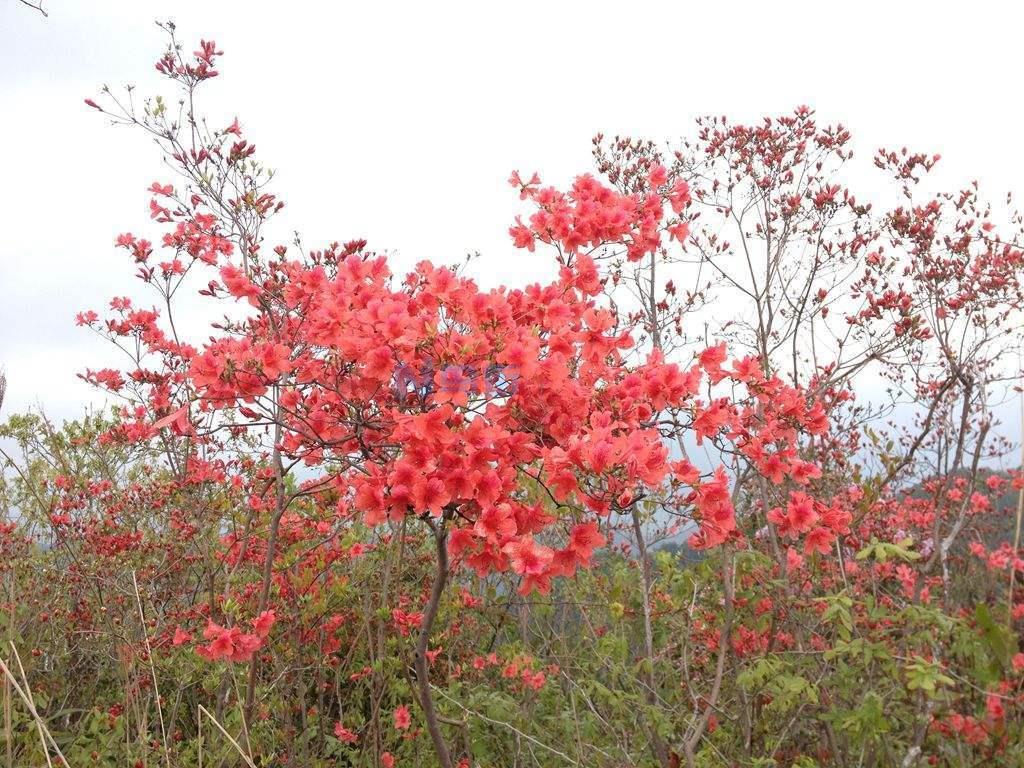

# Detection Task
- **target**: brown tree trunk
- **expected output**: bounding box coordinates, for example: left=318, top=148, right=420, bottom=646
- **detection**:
left=415, top=520, right=454, bottom=768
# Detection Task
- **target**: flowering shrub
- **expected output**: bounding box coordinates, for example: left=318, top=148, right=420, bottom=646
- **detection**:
left=2, top=26, right=1024, bottom=768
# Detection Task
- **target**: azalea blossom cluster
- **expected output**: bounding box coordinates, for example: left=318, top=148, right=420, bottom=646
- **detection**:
left=79, top=153, right=841, bottom=601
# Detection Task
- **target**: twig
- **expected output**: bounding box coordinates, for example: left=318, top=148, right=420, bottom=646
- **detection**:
left=0, top=648, right=67, bottom=767
left=431, top=684, right=576, bottom=764
left=4, top=573, right=12, bottom=768
left=9, top=644, right=53, bottom=768
left=197, top=704, right=257, bottom=768
left=16, top=0, right=47, bottom=17
left=1009, top=378, right=1024, bottom=628
left=131, top=571, right=172, bottom=768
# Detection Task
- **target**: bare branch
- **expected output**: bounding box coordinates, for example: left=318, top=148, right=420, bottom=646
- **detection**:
left=16, top=0, right=48, bottom=17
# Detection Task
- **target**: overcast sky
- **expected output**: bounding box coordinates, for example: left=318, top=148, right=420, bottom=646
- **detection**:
left=2, top=0, right=1023, bottom=427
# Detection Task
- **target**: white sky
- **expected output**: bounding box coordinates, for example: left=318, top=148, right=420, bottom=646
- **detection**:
left=2, top=0, right=1024, bottom=426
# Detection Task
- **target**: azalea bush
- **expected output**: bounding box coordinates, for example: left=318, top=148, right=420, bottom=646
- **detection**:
left=2, top=25, right=1024, bottom=767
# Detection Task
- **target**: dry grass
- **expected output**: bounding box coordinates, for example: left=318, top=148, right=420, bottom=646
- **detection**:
left=0, top=642, right=68, bottom=767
